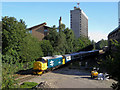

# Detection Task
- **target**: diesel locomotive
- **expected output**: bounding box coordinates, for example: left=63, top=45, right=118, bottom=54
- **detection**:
left=33, top=50, right=99, bottom=75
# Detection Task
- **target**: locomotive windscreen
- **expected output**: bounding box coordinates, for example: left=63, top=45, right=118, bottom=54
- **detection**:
left=36, top=58, right=46, bottom=63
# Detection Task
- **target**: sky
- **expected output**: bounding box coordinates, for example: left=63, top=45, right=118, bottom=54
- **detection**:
left=2, top=2, right=118, bottom=42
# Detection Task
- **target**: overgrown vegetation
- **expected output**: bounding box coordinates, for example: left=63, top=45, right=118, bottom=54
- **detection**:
left=95, top=39, right=108, bottom=49
left=2, top=16, right=92, bottom=88
left=44, top=24, right=91, bottom=55
left=20, top=82, right=38, bottom=88
left=97, top=40, right=120, bottom=90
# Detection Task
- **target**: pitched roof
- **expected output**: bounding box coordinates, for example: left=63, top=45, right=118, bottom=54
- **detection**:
left=28, top=22, right=50, bottom=30
left=108, top=25, right=120, bottom=36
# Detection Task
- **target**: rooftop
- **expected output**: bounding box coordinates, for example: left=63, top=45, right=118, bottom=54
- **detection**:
left=108, top=25, right=120, bottom=36
left=28, top=22, right=50, bottom=30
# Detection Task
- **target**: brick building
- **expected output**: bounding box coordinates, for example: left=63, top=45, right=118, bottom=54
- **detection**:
left=28, top=22, right=50, bottom=41
left=108, top=25, right=120, bottom=50
left=108, top=2, right=120, bottom=51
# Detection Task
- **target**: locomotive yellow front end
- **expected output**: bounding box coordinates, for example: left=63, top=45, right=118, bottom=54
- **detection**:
left=33, top=58, right=47, bottom=75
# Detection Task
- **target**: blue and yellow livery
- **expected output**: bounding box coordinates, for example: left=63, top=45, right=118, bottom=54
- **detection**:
left=33, top=55, right=64, bottom=75
left=33, top=50, right=100, bottom=75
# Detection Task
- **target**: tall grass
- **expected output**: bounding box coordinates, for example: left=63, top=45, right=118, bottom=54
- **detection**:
left=2, top=60, right=35, bottom=89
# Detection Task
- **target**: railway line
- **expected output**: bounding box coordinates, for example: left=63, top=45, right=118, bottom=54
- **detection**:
left=14, top=49, right=114, bottom=88
left=15, top=66, right=116, bottom=88
left=33, top=50, right=100, bottom=75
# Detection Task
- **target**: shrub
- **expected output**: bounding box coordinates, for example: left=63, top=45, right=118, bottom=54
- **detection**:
left=20, top=82, right=38, bottom=88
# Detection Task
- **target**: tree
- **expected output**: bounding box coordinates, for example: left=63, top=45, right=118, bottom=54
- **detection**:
left=44, top=25, right=67, bottom=55
left=59, top=24, right=65, bottom=32
left=99, top=40, right=120, bottom=90
left=40, top=40, right=53, bottom=56
left=95, top=39, right=108, bottom=49
left=44, top=26, right=58, bottom=48
left=54, top=31, right=67, bottom=54
left=91, top=40, right=96, bottom=50
left=79, top=36, right=91, bottom=47
left=2, top=16, right=27, bottom=63
left=73, top=36, right=91, bottom=52
left=20, top=34, right=43, bottom=62
left=64, top=28, right=75, bottom=53
left=2, top=16, right=43, bottom=63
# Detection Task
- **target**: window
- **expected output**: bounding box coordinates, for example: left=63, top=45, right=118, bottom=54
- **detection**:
left=44, top=29, right=48, bottom=32
left=29, top=30, right=32, bottom=34
left=36, top=58, right=46, bottom=63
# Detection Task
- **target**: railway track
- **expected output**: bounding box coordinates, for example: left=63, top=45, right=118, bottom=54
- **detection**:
left=14, top=74, right=38, bottom=85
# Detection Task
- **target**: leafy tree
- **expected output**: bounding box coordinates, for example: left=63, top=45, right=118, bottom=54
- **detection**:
left=59, top=24, right=65, bottom=32
left=20, top=34, right=43, bottom=62
left=64, top=28, right=75, bottom=53
left=2, top=16, right=44, bottom=88
left=44, top=25, right=67, bottom=55
left=44, top=24, right=92, bottom=54
left=44, top=26, right=58, bottom=48
left=79, top=36, right=91, bottom=47
left=95, top=39, right=108, bottom=49
left=40, top=40, right=53, bottom=56
left=2, top=16, right=43, bottom=63
left=55, top=31, right=67, bottom=54
left=73, top=38, right=84, bottom=52
left=2, top=16, right=27, bottom=63
left=91, top=40, right=96, bottom=50
left=73, top=36, right=91, bottom=52
left=99, top=40, right=120, bottom=90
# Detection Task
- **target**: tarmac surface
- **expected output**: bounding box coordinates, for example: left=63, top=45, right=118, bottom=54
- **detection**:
left=17, top=67, right=116, bottom=88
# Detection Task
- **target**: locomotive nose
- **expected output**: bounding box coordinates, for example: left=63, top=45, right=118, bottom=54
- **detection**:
left=33, top=62, right=41, bottom=70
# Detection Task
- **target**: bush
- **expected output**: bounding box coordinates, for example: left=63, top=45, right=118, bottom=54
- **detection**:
left=2, top=63, right=18, bottom=88
left=20, top=82, right=38, bottom=88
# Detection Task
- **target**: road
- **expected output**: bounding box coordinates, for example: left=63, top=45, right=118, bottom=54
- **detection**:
left=16, top=67, right=116, bottom=88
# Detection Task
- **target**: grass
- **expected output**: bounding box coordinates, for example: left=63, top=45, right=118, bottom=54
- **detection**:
left=20, top=82, right=38, bottom=88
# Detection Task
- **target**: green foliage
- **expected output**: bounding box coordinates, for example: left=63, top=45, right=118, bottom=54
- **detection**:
left=95, top=39, right=108, bottom=49
left=20, top=34, right=43, bottom=62
left=64, top=28, right=75, bottom=53
left=40, top=40, right=53, bottom=56
left=91, top=40, right=96, bottom=50
left=2, top=59, right=36, bottom=89
left=2, top=16, right=43, bottom=63
left=99, top=55, right=114, bottom=73
left=59, top=24, right=65, bottom=31
left=44, top=25, right=67, bottom=55
left=2, top=63, right=18, bottom=88
left=20, top=82, right=38, bottom=88
left=99, top=41, right=120, bottom=90
left=2, top=16, right=43, bottom=88
left=112, top=42, right=120, bottom=80
left=2, top=16, right=92, bottom=89
left=44, top=26, right=58, bottom=48
left=44, top=24, right=91, bottom=55
left=2, top=16, right=27, bottom=63
left=73, top=36, right=91, bottom=52
left=55, top=31, right=67, bottom=54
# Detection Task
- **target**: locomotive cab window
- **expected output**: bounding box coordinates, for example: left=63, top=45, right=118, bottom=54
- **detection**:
left=36, top=58, right=46, bottom=63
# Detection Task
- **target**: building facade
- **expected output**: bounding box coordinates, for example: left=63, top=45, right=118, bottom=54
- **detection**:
left=108, top=1, right=120, bottom=51
left=108, top=26, right=120, bottom=50
left=28, top=22, right=50, bottom=41
left=70, top=6, right=88, bottom=38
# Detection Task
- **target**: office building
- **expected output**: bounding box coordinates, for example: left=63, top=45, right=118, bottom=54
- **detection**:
left=70, top=4, right=88, bottom=38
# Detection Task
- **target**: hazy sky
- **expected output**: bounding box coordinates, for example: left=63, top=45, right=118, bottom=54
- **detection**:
left=2, top=2, right=118, bottom=42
